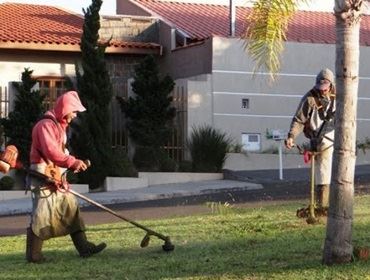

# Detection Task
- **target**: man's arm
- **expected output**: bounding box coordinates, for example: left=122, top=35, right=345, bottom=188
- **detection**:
left=285, top=94, right=311, bottom=149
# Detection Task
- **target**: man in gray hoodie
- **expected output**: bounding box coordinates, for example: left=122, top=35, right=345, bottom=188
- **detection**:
left=285, top=68, right=335, bottom=211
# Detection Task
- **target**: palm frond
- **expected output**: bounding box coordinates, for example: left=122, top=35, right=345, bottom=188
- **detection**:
left=242, top=0, right=306, bottom=81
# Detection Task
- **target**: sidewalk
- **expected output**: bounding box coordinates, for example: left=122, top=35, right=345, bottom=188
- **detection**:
left=0, top=179, right=263, bottom=216
left=1, top=164, right=370, bottom=217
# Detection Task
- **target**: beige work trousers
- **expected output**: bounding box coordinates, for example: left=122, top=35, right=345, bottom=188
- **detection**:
left=315, top=131, right=334, bottom=185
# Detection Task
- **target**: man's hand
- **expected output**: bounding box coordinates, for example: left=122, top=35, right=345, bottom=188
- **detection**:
left=285, top=137, right=295, bottom=149
left=71, top=159, right=88, bottom=173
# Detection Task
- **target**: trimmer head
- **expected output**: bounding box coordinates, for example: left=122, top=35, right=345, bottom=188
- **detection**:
left=140, top=234, right=175, bottom=252
left=162, top=237, right=175, bottom=252
left=306, top=216, right=319, bottom=225
left=140, top=234, right=151, bottom=248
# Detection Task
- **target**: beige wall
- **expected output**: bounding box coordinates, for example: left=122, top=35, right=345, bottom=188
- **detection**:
left=186, top=74, right=213, bottom=132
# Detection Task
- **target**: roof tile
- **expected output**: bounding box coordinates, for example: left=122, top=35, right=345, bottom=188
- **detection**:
left=0, top=3, right=83, bottom=45
left=132, top=0, right=370, bottom=46
left=0, top=3, right=160, bottom=52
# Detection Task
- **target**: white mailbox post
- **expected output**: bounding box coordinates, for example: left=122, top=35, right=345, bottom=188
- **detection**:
left=271, top=129, right=288, bottom=180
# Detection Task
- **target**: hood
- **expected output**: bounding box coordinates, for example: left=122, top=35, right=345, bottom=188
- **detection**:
left=53, top=91, right=86, bottom=122
left=316, top=68, right=335, bottom=85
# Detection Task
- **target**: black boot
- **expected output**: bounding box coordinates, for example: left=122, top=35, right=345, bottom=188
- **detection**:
left=26, top=227, right=45, bottom=263
left=71, top=231, right=106, bottom=258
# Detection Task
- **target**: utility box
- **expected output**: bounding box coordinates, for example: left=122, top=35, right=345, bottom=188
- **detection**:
left=271, top=129, right=288, bottom=141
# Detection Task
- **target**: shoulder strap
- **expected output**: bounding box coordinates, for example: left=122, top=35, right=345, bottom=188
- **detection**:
left=41, top=115, right=58, bottom=125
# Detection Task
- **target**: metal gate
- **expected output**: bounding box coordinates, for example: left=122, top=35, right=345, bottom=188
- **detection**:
left=163, top=84, right=188, bottom=162
left=111, top=82, right=188, bottom=162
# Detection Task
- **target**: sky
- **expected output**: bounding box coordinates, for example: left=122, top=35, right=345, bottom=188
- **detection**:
left=1, top=0, right=336, bottom=15
left=2, top=0, right=117, bottom=15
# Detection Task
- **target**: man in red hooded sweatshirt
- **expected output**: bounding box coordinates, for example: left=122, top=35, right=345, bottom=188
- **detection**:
left=26, top=91, right=106, bottom=263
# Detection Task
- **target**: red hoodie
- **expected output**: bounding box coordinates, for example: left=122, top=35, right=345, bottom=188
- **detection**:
left=30, top=91, right=86, bottom=168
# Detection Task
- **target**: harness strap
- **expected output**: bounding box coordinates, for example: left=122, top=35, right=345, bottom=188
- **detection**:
left=28, top=115, right=66, bottom=193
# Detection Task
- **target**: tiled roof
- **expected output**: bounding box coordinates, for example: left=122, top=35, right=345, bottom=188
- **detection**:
left=0, top=3, right=160, bottom=53
left=0, top=3, right=83, bottom=48
left=130, top=0, right=370, bottom=46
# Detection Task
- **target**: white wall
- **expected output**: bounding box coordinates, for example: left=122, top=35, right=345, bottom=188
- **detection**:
left=0, top=61, right=76, bottom=88
left=0, top=60, right=77, bottom=111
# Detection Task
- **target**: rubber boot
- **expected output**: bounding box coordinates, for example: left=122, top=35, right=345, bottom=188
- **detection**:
left=71, top=231, right=106, bottom=258
left=26, top=227, right=45, bottom=263
left=315, top=184, right=329, bottom=216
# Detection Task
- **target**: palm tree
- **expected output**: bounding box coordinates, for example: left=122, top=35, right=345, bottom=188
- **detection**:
left=242, top=0, right=363, bottom=264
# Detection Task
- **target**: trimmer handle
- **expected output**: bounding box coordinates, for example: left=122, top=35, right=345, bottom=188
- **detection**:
left=295, top=144, right=304, bottom=154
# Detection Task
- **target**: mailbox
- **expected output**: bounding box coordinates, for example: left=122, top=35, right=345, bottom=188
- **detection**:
left=271, top=129, right=287, bottom=141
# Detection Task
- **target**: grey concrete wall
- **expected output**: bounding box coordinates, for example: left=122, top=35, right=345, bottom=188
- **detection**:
left=157, top=22, right=213, bottom=79
left=211, top=36, right=370, bottom=151
left=182, top=74, right=213, bottom=135
left=224, top=151, right=370, bottom=171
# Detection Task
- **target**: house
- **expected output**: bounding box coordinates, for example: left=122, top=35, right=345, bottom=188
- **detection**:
left=116, top=0, right=370, bottom=153
left=0, top=2, right=161, bottom=148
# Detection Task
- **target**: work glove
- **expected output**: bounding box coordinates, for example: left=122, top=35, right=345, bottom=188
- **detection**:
left=71, top=159, right=88, bottom=173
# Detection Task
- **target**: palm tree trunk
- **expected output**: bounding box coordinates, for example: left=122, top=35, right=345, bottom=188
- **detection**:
left=322, top=1, right=361, bottom=265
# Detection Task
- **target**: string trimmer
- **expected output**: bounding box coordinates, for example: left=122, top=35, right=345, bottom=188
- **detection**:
left=295, top=145, right=320, bottom=224
left=0, top=146, right=174, bottom=252
left=29, top=167, right=175, bottom=252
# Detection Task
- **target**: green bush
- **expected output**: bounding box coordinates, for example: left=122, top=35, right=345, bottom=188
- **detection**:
left=133, top=146, right=178, bottom=172
left=133, top=146, right=159, bottom=172
left=228, top=142, right=243, bottom=153
left=0, top=176, right=15, bottom=190
left=109, top=146, right=138, bottom=177
left=178, top=160, right=193, bottom=172
left=187, top=125, right=232, bottom=172
left=67, top=172, right=80, bottom=184
left=159, top=154, right=178, bottom=172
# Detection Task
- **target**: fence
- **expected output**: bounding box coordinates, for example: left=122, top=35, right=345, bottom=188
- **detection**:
left=163, top=84, right=188, bottom=162
left=111, top=83, right=188, bottom=162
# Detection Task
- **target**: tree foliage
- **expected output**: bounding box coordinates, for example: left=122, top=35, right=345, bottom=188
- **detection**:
left=71, top=0, right=114, bottom=189
left=242, top=0, right=305, bottom=81
left=0, top=68, right=45, bottom=166
left=118, top=55, right=176, bottom=149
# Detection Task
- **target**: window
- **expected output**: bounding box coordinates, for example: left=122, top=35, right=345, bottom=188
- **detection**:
left=36, top=77, right=68, bottom=110
left=242, top=133, right=261, bottom=151
left=242, top=98, right=249, bottom=109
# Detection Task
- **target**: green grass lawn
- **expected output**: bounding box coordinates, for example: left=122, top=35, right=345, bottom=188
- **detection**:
left=1, top=197, right=370, bottom=280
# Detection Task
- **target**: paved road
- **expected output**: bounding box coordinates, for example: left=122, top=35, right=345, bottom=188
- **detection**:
left=2, top=164, right=370, bottom=237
